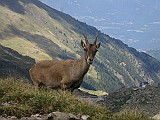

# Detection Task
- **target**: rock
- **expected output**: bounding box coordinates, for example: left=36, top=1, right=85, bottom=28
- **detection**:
left=31, top=114, right=41, bottom=118
left=1, top=112, right=90, bottom=120
left=152, top=112, right=160, bottom=120
left=0, top=116, right=19, bottom=120
left=0, top=116, right=7, bottom=120
left=10, top=116, right=18, bottom=120
left=1, top=102, right=12, bottom=107
left=31, top=114, right=42, bottom=120
left=50, top=112, right=70, bottom=120
left=81, top=115, right=90, bottom=120
left=48, top=112, right=80, bottom=120
left=68, top=113, right=80, bottom=119
left=20, top=117, right=30, bottom=120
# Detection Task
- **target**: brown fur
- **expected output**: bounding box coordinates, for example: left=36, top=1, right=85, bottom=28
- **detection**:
left=29, top=35, right=100, bottom=91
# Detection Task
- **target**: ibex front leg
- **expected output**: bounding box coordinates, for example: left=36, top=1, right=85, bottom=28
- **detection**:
left=69, top=79, right=83, bottom=92
left=60, top=77, right=71, bottom=90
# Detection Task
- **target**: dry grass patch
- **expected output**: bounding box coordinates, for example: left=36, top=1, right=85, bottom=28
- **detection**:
left=0, top=78, right=111, bottom=119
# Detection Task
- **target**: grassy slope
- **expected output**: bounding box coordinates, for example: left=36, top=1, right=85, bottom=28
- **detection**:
left=0, top=78, right=153, bottom=120
left=0, top=44, right=35, bottom=81
left=0, top=78, right=111, bottom=119
left=0, top=5, right=53, bottom=61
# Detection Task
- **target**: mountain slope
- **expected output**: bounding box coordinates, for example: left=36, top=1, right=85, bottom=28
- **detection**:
left=105, top=85, right=160, bottom=117
left=0, top=0, right=160, bottom=92
left=0, top=44, right=35, bottom=81
left=145, top=49, right=160, bottom=62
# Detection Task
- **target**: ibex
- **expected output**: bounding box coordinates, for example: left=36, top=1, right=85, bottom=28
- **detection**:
left=29, top=34, right=101, bottom=92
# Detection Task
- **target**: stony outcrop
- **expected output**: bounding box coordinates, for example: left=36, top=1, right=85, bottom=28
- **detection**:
left=104, top=85, right=160, bottom=116
left=0, top=112, right=90, bottom=120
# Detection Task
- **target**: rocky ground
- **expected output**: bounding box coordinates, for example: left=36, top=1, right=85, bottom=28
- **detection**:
left=0, top=112, right=90, bottom=120
left=104, top=84, right=160, bottom=118
left=1, top=85, right=160, bottom=120
left=0, top=89, right=101, bottom=120
left=75, top=85, right=160, bottom=118
left=69, top=85, right=160, bottom=119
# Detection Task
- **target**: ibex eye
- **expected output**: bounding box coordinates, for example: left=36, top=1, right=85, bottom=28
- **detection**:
left=84, top=48, right=87, bottom=51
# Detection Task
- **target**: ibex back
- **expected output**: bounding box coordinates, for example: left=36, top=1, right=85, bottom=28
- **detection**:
left=29, top=34, right=101, bottom=92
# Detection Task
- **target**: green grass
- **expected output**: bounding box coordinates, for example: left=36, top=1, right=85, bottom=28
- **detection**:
left=1, top=37, right=52, bottom=61
left=0, top=78, right=153, bottom=120
left=112, top=110, right=152, bottom=120
left=0, top=78, right=111, bottom=119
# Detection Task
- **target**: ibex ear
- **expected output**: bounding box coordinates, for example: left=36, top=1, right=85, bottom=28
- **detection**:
left=81, top=40, right=86, bottom=48
left=96, top=42, right=101, bottom=49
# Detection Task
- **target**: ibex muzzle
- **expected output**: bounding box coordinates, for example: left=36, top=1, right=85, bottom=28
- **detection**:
left=29, top=34, right=101, bottom=92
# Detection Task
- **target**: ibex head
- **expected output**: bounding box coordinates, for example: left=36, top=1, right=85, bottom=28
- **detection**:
left=81, top=33, right=101, bottom=65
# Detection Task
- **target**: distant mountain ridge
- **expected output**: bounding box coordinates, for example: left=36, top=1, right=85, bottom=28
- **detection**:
left=40, top=0, right=160, bottom=49
left=144, top=49, right=160, bottom=62
left=0, top=0, right=160, bottom=92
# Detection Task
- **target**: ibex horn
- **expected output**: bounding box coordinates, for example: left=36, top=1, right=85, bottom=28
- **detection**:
left=83, top=33, right=89, bottom=44
left=94, top=32, right=99, bottom=45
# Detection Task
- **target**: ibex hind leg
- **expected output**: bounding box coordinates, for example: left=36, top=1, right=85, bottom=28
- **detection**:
left=32, top=79, right=44, bottom=89
left=60, top=83, right=75, bottom=93
left=60, top=83, right=68, bottom=91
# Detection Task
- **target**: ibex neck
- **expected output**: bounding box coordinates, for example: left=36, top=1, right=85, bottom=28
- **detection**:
left=80, top=55, right=90, bottom=75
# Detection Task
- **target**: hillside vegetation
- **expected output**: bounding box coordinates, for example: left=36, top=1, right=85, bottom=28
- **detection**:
left=0, top=0, right=160, bottom=92
left=0, top=78, right=153, bottom=120
left=0, top=44, right=35, bottom=80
